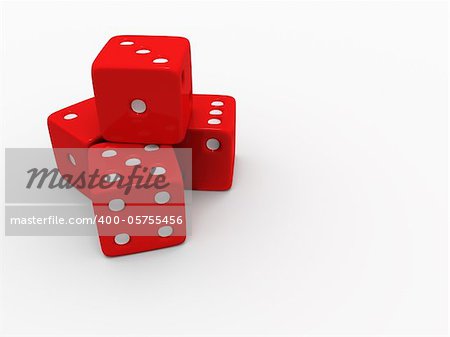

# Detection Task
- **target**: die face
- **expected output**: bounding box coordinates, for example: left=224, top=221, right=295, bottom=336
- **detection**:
left=92, top=35, right=192, bottom=144
left=93, top=35, right=190, bottom=70
left=87, top=142, right=187, bottom=256
left=93, top=70, right=188, bottom=143
left=175, top=94, right=236, bottom=190
left=47, top=98, right=102, bottom=197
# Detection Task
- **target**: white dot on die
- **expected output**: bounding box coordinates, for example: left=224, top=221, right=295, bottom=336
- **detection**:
left=136, top=49, right=150, bottom=54
left=125, top=158, right=141, bottom=166
left=120, top=41, right=134, bottom=46
left=64, top=113, right=78, bottom=120
left=109, top=199, right=125, bottom=212
left=209, top=109, right=223, bottom=115
left=206, top=138, right=220, bottom=151
left=68, top=154, right=76, bottom=166
left=158, top=226, right=173, bottom=238
left=114, top=233, right=130, bottom=245
left=153, top=58, right=168, bottom=64
left=211, top=101, right=224, bottom=107
left=208, top=118, right=221, bottom=125
left=131, top=99, right=146, bottom=113
left=144, top=144, right=159, bottom=152
left=155, top=191, right=170, bottom=204
left=102, top=150, right=117, bottom=158
left=152, top=166, right=166, bottom=175
left=104, top=173, right=121, bottom=182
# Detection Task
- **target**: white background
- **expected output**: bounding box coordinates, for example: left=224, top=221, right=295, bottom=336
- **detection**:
left=0, top=1, right=448, bottom=336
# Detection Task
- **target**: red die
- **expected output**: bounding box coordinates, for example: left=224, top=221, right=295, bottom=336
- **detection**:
left=88, top=143, right=186, bottom=256
left=47, top=98, right=102, bottom=197
left=175, top=94, right=236, bottom=191
left=92, top=35, right=192, bottom=144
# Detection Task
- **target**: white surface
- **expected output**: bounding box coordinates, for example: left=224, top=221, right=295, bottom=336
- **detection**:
left=0, top=1, right=448, bottom=336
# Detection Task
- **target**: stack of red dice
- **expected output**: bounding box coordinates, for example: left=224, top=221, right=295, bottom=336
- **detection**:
left=47, top=35, right=236, bottom=256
